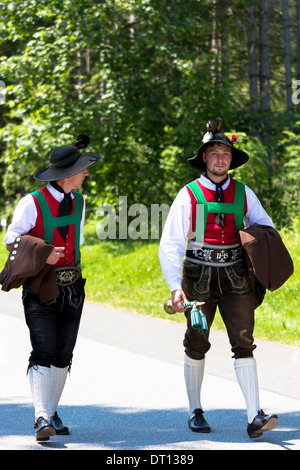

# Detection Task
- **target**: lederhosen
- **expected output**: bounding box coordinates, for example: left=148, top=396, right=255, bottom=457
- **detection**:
left=182, top=179, right=256, bottom=361
left=22, top=188, right=86, bottom=370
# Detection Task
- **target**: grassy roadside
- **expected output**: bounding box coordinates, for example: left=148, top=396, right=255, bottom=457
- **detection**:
left=0, top=220, right=299, bottom=347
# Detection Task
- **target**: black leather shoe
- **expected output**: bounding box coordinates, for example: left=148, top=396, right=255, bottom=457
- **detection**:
left=50, top=412, right=70, bottom=435
left=188, top=408, right=211, bottom=433
left=34, top=417, right=56, bottom=441
left=247, top=410, right=278, bottom=438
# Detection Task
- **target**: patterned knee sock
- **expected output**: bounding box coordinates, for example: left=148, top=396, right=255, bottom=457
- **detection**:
left=184, top=354, right=205, bottom=416
left=234, top=357, right=260, bottom=423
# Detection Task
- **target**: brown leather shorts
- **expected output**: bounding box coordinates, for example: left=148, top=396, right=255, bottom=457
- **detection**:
left=182, top=260, right=256, bottom=360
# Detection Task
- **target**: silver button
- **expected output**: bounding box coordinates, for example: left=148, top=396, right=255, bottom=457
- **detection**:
left=16, top=237, right=21, bottom=242
left=14, top=244, right=19, bottom=248
left=10, top=256, right=15, bottom=260
left=12, top=250, right=17, bottom=255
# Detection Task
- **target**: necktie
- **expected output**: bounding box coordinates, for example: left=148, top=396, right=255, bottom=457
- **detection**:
left=50, top=182, right=72, bottom=240
left=204, top=174, right=228, bottom=229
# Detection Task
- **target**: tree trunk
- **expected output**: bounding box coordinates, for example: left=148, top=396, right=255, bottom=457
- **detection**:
left=282, top=0, right=293, bottom=111
left=221, top=0, right=230, bottom=83
left=247, top=1, right=258, bottom=111
left=259, top=0, right=271, bottom=112
left=259, top=0, right=272, bottom=178
left=211, top=0, right=219, bottom=89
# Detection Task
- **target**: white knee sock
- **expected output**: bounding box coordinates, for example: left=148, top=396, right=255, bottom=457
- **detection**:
left=48, top=366, right=69, bottom=417
left=28, top=365, right=51, bottom=420
left=184, top=354, right=205, bottom=416
left=234, top=357, right=260, bottom=423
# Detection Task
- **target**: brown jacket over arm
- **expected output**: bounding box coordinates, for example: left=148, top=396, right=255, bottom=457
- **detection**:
left=239, top=225, right=294, bottom=309
left=0, top=235, right=58, bottom=303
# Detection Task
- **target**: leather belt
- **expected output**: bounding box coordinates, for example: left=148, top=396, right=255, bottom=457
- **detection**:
left=185, top=241, right=243, bottom=267
left=55, top=266, right=81, bottom=286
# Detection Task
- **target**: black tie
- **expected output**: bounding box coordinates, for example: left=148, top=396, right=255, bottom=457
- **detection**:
left=204, top=174, right=228, bottom=228
left=50, top=182, right=72, bottom=240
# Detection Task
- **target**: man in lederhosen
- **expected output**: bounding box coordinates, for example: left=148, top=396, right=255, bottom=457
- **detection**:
left=4, top=135, right=101, bottom=441
left=159, top=118, right=279, bottom=438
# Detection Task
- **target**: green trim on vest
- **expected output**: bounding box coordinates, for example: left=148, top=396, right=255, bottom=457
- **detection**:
left=31, top=190, right=82, bottom=265
left=187, top=179, right=245, bottom=242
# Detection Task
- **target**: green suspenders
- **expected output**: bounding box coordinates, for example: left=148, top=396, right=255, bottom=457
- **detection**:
left=31, top=190, right=82, bottom=265
left=187, top=180, right=245, bottom=243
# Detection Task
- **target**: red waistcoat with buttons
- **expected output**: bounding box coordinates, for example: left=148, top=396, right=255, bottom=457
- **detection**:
left=29, top=187, right=84, bottom=267
left=186, top=178, right=247, bottom=245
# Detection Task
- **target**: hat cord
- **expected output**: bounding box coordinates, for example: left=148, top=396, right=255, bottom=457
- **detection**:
left=49, top=150, right=82, bottom=168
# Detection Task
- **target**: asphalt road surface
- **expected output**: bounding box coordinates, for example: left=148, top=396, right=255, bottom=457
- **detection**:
left=0, top=289, right=299, bottom=451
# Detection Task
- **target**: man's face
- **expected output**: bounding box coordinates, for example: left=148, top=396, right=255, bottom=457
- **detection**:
left=203, top=143, right=232, bottom=178
left=67, top=168, right=90, bottom=189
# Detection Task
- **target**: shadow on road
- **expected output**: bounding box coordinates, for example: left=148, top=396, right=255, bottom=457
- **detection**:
left=0, top=401, right=299, bottom=450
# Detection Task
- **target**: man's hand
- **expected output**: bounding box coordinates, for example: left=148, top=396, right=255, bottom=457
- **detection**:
left=46, top=247, right=65, bottom=265
left=171, top=289, right=188, bottom=313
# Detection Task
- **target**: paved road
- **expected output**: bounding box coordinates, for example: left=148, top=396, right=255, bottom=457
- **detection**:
left=0, top=289, right=299, bottom=451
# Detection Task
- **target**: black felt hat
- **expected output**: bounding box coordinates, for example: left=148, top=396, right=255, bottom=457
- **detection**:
left=187, top=118, right=249, bottom=172
left=34, top=134, right=103, bottom=181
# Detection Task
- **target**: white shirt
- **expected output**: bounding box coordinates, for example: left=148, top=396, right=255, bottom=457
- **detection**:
left=159, top=175, right=274, bottom=293
left=4, top=183, right=86, bottom=245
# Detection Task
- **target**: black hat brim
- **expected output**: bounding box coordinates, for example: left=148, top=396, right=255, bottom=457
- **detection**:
left=34, top=153, right=103, bottom=181
left=187, top=141, right=249, bottom=172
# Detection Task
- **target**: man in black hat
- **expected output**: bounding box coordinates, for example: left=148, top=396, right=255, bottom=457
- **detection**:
left=4, top=135, right=102, bottom=441
left=159, top=119, right=278, bottom=438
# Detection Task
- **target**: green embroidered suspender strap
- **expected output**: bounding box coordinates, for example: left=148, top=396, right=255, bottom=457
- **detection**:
left=187, top=180, right=245, bottom=242
left=31, top=190, right=82, bottom=265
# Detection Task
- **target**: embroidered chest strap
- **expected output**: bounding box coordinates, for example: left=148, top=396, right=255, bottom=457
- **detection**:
left=31, top=190, right=82, bottom=265
left=187, top=180, right=245, bottom=242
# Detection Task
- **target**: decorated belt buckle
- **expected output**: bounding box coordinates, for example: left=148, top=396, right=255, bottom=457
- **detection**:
left=55, top=266, right=81, bottom=286
left=185, top=242, right=243, bottom=266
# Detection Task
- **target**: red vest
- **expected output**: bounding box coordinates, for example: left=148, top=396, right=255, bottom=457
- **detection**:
left=29, top=187, right=83, bottom=267
left=186, top=178, right=247, bottom=245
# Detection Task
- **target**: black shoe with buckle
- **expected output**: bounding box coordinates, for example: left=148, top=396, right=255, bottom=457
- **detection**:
left=188, top=408, right=211, bottom=433
left=247, top=410, right=278, bottom=438
left=50, top=412, right=70, bottom=435
left=34, top=417, right=56, bottom=441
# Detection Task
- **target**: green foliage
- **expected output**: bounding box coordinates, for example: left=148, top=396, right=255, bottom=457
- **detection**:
left=0, top=0, right=299, bottom=228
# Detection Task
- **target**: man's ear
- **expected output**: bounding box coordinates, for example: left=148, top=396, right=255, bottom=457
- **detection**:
left=202, top=152, right=206, bottom=164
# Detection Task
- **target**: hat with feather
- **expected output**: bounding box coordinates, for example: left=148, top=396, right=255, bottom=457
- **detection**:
left=34, top=134, right=103, bottom=181
left=187, top=118, right=249, bottom=172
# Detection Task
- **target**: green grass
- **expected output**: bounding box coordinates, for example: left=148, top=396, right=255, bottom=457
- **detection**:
left=0, top=220, right=299, bottom=347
